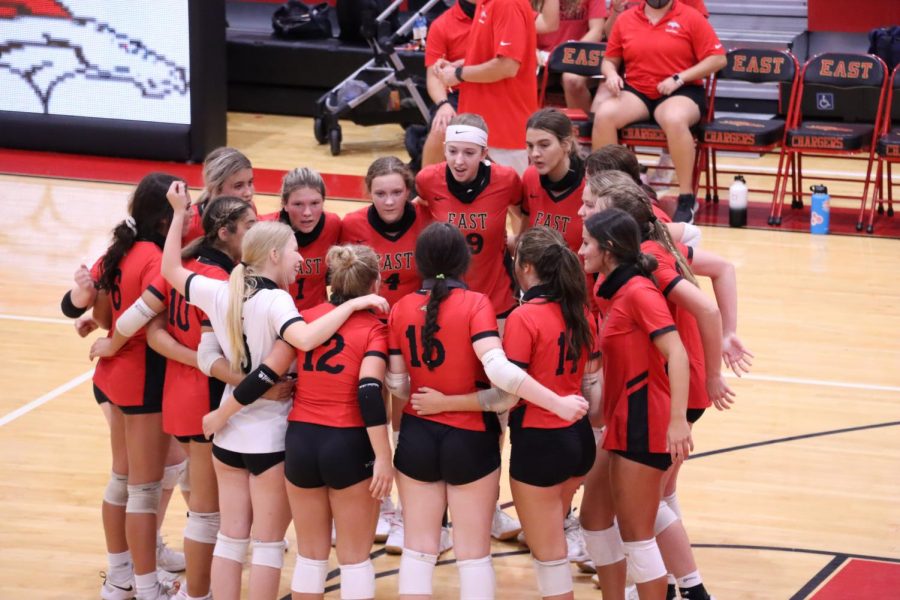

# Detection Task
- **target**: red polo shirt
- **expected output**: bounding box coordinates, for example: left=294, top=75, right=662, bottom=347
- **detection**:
left=605, top=0, right=723, bottom=99
left=537, top=0, right=607, bottom=52
left=425, top=2, right=472, bottom=66
left=459, top=0, right=537, bottom=149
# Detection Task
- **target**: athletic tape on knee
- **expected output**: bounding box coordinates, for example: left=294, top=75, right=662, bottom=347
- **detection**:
left=125, top=481, right=162, bottom=514
left=251, top=539, right=287, bottom=569
left=583, top=525, right=625, bottom=567
left=398, top=548, right=438, bottom=596
left=213, top=532, right=250, bottom=564
left=339, top=559, right=375, bottom=599
left=162, top=460, right=188, bottom=490
left=654, top=501, right=679, bottom=536
left=623, top=538, right=666, bottom=584
left=184, top=511, right=220, bottom=544
left=532, top=558, right=573, bottom=597
left=663, top=492, right=682, bottom=520
left=457, top=555, right=495, bottom=600
left=103, top=472, right=128, bottom=506
left=292, top=554, right=328, bottom=594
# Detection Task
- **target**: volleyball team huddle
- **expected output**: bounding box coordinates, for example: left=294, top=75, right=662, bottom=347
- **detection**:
left=64, top=107, right=753, bottom=600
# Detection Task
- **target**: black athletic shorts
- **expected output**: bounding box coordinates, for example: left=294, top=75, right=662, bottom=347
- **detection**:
left=284, top=421, right=375, bottom=489
left=95, top=384, right=163, bottom=415
left=176, top=434, right=211, bottom=444
left=93, top=383, right=109, bottom=405
left=686, top=408, right=706, bottom=424
left=509, top=408, right=596, bottom=487
left=212, top=444, right=284, bottom=476
left=623, top=82, right=707, bottom=119
left=611, top=449, right=673, bottom=472
left=394, top=413, right=501, bottom=486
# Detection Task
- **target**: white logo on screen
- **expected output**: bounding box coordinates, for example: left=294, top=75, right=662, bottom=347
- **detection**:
left=0, top=0, right=190, bottom=124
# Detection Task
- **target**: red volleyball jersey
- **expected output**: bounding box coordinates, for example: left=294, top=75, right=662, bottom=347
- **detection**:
left=259, top=211, right=342, bottom=311
left=340, top=202, right=429, bottom=309
left=146, top=246, right=233, bottom=436
left=92, top=240, right=166, bottom=408
left=416, top=162, right=521, bottom=316
left=388, top=287, right=500, bottom=432
left=503, top=288, right=599, bottom=429
left=290, top=303, right=388, bottom=427
left=520, top=163, right=586, bottom=254
left=606, top=0, right=723, bottom=99
left=425, top=1, right=472, bottom=66
left=594, top=266, right=676, bottom=453
left=652, top=203, right=672, bottom=224
left=640, top=241, right=709, bottom=410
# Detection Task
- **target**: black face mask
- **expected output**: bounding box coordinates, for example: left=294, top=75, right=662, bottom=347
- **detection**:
left=458, top=0, right=476, bottom=19
left=645, top=0, right=671, bottom=8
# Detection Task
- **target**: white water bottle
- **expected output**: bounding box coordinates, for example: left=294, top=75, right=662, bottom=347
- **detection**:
left=413, top=15, right=428, bottom=50
left=728, top=175, right=748, bottom=228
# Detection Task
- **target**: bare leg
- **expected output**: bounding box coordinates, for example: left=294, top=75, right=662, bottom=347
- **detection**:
left=579, top=448, right=624, bottom=600
left=211, top=460, right=251, bottom=600
left=562, top=73, right=593, bottom=114
left=184, top=441, right=218, bottom=598
left=287, top=483, right=330, bottom=600
left=397, top=472, right=447, bottom=600
left=247, top=463, right=291, bottom=600
left=102, top=403, right=129, bottom=554
left=653, top=97, right=701, bottom=196
left=591, top=91, right=650, bottom=150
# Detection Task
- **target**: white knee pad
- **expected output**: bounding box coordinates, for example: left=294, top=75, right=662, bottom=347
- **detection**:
left=184, top=511, right=220, bottom=545
left=654, top=501, right=679, bottom=536
left=457, top=555, right=495, bottom=600
left=663, top=492, right=682, bottom=520
left=583, top=524, right=625, bottom=567
left=398, top=548, right=437, bottom=596
left=213, top=532, right=250, bottom=564
left=292, top=554, right=328, bottom=594
left=340, top=559, right=375, bottom=599
left=252, top=539, right=287, bottom=569
left=125, top=481, right=162, bottom=514
left=103, top=472, right=128, bottom=506
left=178, top=463, right=191, bottom=493
left=162, top=460, right=188, bottom=490
left=623, top=538, right=666, bottom=584
left=532, top=557, right=572, bottom=597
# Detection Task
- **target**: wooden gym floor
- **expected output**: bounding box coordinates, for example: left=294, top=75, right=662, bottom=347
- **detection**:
left=0, top=114, right=899, bottom=599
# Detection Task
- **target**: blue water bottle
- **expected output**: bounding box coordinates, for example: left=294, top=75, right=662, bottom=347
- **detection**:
left=810, top=184, right=830, bottom=235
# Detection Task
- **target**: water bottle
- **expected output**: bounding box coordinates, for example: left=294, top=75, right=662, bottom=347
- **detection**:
left=810, top=184, right=830, bottom=235
left=728, top=175, right=748, bottom=228
left=412, top=14, right=428, bottom=50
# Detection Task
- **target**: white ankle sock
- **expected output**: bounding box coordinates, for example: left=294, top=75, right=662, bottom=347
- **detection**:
left=677, top=569, right=703, bottom=588
left=107, top=550, right=132, bottom=582
left=135, top=572, right=158, bottom=596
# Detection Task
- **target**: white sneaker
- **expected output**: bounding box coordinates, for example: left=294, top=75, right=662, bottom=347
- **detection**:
left=173, top=588, right=211, bottom=600
left=591, top=573, right=600, bottom=589
left=564, top=512, right=590, bottom=563
left=438, top=526, right=453, bottom=556
left=516, top=530, right=528, bottom=547
left=157, top=539, right=185, bottom=573
left=101, top=572, right=135, bottom=600
left=384, top=511, right=404, bottom=555
left=137, top=581, right=178, bottom=600
left=375, top=497, right=396, bottom=543
left=576, top=558, right=596, bottom=574
left=156, top=569, right=179, bottom=585
left=490, top=506, right=521, bottom=541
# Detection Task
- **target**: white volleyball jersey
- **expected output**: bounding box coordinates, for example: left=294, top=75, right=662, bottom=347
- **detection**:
left=186, top=273, right=300, bottom=454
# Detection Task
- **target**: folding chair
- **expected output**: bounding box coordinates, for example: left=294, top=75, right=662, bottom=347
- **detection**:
left=864, top=64, right=900, bottom=233
left=768, top=52, right=889, bottom=228
left=697, top=49, right=800, bottom=208
left=538, top=41, right=606, bottom=140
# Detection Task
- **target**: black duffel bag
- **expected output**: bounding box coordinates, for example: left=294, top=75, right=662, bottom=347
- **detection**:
left=272, top=0, right=333, bottom=39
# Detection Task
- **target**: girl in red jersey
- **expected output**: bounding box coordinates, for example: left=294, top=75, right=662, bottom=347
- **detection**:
left=521, top=109, right=586, bottom=255
left=89, top=196, right=259, bottom=600
left=259, top=168, right=342, bottom=311
left=283, top=245, right=393, bottom=599
left=385, top=222, right=588, bottom=599
left=184, top=147, right=257, bottom=243
left=88, top=172, right=183, bottom=600
left=416, top=113, right=524, bottom=321
left=582, top=178, right=751, bottom=600
left=341, top=157, right=429, bottom=312
left=592, top=0, right=726, bottom=223
left=162, top=183, right=389, bottom=600
left=579, top=208, right=692, bottom=600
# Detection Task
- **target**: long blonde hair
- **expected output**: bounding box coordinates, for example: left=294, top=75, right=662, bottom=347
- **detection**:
left=197, top=147, right=252, bottom=206
left=327, top=245, right=380, bottom=304
left=588, top=172, right=697, bottom=286
left=226, top=221, right=294, bottom=372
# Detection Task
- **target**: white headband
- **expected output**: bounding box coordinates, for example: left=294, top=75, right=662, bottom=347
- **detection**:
left=445, top=124, right=488, bottom=147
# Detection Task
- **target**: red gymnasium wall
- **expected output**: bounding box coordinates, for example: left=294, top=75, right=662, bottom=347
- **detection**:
left=808, top=0, right=898, bottom=33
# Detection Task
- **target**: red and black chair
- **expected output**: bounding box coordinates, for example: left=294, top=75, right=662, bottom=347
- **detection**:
left=864, top=64, right=900, bottom=233
left=538, top=41, right=606, bottom=140
left=697, top=48, right=800, bottom=206
left=768, top=52, right=889, bottom=228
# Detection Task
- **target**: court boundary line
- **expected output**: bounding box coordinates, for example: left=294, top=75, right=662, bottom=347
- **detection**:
left=789, top=554, right=848, bottom=600
left=0, top=370, right=94, bottom=427
left=724, top=372, right=900, bottom=393
left=0, top=314, right=74, bottom=326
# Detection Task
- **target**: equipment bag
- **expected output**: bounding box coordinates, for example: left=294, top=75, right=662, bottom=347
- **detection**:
left=868, top=26, right=900, bottom=72
left=273, top=0, right=333, bottom=39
